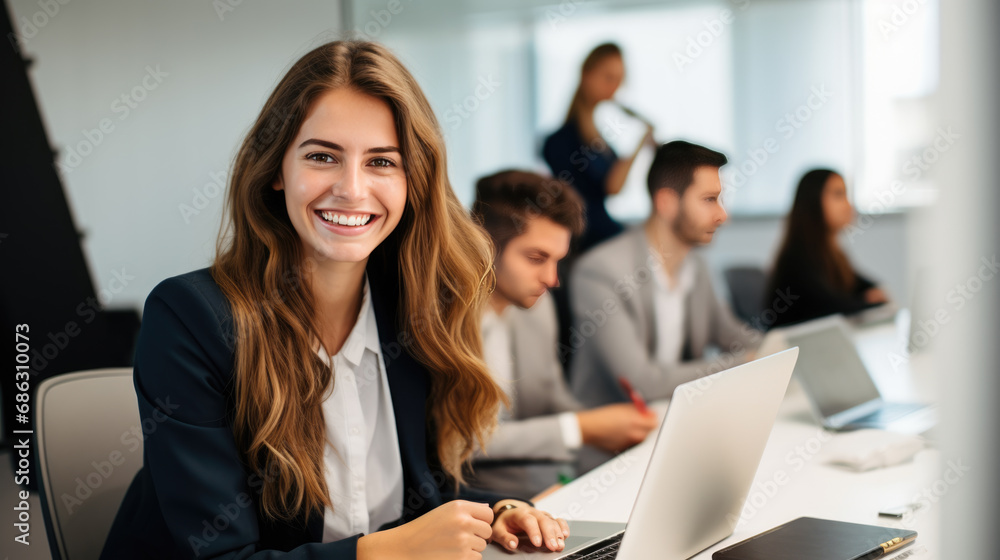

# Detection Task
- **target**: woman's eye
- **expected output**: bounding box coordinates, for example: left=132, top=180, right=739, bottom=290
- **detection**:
left=306, top=153, right=335, bottom=164
left=370, top=157, right=396, bottom=168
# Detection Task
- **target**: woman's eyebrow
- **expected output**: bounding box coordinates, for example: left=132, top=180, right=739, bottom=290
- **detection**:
left=298, top=138, right=400, bottom=154
left=298, top=138, right=342, bottom=150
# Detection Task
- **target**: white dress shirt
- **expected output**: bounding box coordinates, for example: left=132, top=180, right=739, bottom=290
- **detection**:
left=314, top=276, right=403, bottom=542
left=481, top=306, right=582, bottom=449
left=651, top=254, right=697, bottom=366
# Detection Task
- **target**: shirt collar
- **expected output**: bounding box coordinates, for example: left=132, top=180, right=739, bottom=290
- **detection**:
left=652, top=252, right=697, bottom=294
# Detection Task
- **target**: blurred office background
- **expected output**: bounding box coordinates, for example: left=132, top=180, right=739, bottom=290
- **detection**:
left=2, top=0, right=995, bottom=558
left=5, top=0, right=947, bottom=310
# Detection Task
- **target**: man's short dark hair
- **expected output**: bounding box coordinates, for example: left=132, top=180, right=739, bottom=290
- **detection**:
left=646, top=140, right=728, bottom=196
left=472, top=170, right=585, bottom=253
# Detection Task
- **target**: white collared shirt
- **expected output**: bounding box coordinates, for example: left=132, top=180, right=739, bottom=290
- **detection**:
left=481, top=307, right=515, bottom=400
left=480, top=305, right=582, bottom=449
left=651, top=254, right=697, bottom=366
left=314, top=276, right=403, bottom=541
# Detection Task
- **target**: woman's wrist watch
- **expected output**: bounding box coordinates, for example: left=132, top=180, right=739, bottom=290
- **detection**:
left=493, top=502, right=518, bottom=524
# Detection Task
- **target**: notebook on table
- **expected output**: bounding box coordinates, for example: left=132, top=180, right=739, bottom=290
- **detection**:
left=712, top=516, right=917, bottom=560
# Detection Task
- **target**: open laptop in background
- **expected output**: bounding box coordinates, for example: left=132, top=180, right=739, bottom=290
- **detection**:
left=482, top=348, right=799, bottom=560
left=776, top=315, right=936, bottom=434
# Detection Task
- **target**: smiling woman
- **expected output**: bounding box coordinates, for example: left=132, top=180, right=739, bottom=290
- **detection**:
left=99, top=40, right=570, bottom=560
left=272, top=88, right=407, bottom=266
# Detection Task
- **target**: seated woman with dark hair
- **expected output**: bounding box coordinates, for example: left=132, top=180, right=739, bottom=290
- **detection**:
left=765, top=169, right=889, bottom=329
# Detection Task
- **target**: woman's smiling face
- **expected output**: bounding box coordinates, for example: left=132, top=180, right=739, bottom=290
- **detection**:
left=273, top=87, right=407, bottom=264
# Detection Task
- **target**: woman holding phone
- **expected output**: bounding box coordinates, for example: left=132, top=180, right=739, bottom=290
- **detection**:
left=101, top=40, right=568, bottom=559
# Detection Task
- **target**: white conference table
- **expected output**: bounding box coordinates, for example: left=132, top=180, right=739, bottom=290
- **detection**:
left=537, top=318, right=941, bottom=559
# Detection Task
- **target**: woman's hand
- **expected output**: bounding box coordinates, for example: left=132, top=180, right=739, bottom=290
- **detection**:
left=641, top=124, right=657, bottom=148
left=488, top=499, right=571, bottom=553
left=358, top=500, right=493, bottom=560
left=864, top=287, right=889, bottom=304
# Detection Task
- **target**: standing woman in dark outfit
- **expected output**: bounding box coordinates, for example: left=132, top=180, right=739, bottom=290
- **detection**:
left=101, top=41, right=569, bottom=560
left=542, top=43, right=654, bottom=252
left=765, top=168, right=890, bottom=329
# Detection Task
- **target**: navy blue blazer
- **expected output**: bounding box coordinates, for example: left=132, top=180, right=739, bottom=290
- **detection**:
left=101, top=268, right=505, bottom=559
left=542, top=120, right=623, bottom=252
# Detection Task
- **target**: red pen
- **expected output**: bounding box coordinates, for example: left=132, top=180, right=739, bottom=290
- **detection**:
left=618, top=378, right=650, bottom=415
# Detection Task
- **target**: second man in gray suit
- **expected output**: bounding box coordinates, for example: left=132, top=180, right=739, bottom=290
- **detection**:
left=569, top=141, right=762, bottom=409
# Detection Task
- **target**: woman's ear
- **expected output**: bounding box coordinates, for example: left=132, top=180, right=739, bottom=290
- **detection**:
left=272, top=175, right=284, bottom=192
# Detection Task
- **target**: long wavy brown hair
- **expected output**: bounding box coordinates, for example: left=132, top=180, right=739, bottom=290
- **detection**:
left=211, top=40, right=506, bottom=522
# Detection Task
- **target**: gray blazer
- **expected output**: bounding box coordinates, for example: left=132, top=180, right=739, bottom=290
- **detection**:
left=569, top=226, right=761, bottom=408
left=470, top=292, right=584, bottom=500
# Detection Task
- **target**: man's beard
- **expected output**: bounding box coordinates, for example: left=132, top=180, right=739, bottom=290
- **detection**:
left=671, top=203, right=705, bottom=246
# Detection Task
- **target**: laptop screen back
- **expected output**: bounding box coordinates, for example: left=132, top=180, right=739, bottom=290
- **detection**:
left=786, top=323, right=881, bottom=418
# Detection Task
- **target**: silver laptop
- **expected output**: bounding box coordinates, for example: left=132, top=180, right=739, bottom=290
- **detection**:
left=778, top=315, right=935, bottom=433
left=483, top=348, right=799, bottom=560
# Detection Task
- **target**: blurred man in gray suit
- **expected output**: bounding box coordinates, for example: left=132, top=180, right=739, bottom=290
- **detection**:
left=569, top=141, right=761, bottom=409
left=469, top=170, right=657, bottom=500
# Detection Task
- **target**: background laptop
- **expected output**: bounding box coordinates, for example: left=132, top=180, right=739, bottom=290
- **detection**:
left=483, top=348, right=799, bottom=560
left=778, top=315, right=936, bottom=433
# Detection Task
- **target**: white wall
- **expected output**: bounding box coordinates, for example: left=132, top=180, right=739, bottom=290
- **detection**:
left=934, top=0, right=999, bottom=556
left=13, top=0, right=913, bottom=316
left=728, top=0, right=857, bottom=213
left=10, top=0, right=344, bottom=311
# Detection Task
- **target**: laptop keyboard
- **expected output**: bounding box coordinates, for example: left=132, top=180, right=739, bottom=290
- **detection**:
left=563, top=532, right=623, bottom=559
left=853, top=402, right=925, bottom=424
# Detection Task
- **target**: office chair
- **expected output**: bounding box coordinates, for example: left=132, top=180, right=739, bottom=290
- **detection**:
left=724, top=266, right=767, bottom=324
left=36, top=368, right=140, bottom=560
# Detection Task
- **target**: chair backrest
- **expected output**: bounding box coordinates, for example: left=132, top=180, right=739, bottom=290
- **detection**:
left=724, top=266, right=767, bottom=324
left=36, top=368, right=141, bottom=560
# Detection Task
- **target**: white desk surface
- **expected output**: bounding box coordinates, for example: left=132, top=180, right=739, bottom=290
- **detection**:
left=537, top=319, right=941, bottom=559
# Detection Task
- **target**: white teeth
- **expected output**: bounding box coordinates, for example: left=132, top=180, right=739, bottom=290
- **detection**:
left=319, top=211, right=372, bottom=226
